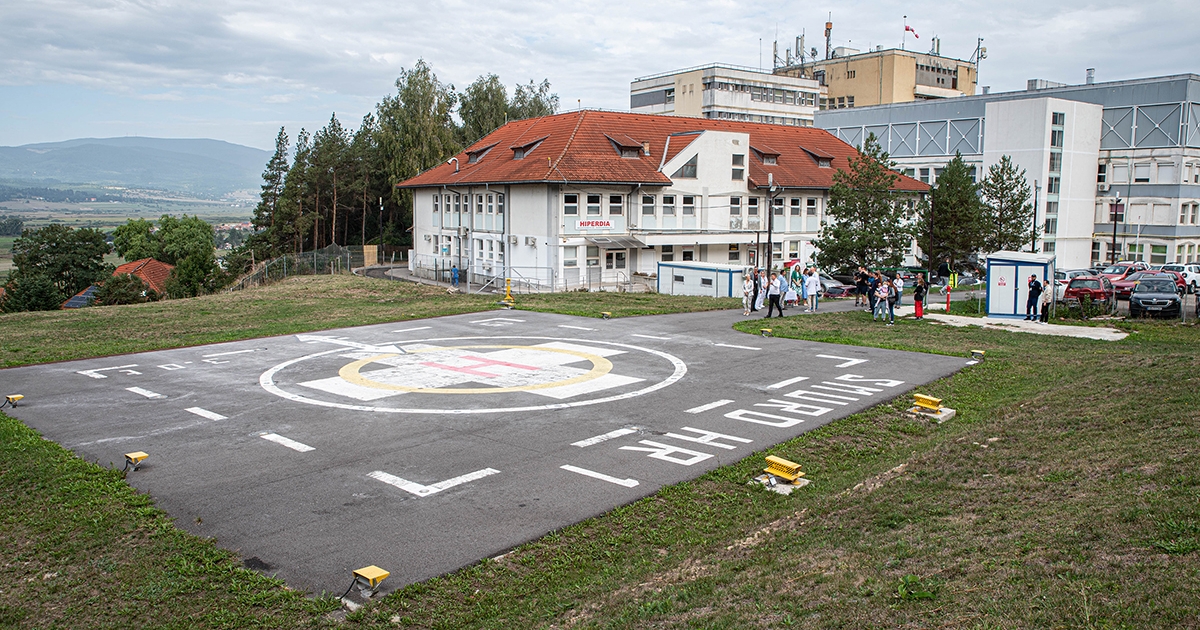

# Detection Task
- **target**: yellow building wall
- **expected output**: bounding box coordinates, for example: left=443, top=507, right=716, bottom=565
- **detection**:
left=672, top=70, right=705, bottom=117
left=778, top=49, right=976, bottom=106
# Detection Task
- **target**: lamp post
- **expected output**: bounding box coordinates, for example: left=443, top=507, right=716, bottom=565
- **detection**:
left=1030, top=180, right=1040, bottom=253
left=766, top=172, right=779, bottom=273
left=1110, top=191, right=1121, bottom=265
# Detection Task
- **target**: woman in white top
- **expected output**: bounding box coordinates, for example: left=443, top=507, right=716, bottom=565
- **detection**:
left=804, top=268, right=822, bottom=312
left=742, top=275, right=753, bottom=316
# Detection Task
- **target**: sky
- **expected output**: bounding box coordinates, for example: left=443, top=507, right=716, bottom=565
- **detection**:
left=2, top=0, right=1199, bottom=151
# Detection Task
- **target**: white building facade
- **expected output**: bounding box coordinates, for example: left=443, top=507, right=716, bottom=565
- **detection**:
left=631, top=64, right=823, bottom=128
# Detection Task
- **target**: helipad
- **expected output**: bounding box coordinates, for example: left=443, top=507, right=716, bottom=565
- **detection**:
left=1, top=309, right=967, bottom=597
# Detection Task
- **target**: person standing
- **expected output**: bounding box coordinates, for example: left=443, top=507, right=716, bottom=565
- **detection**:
left=1027, top=276, right=1046, bottom=321
left=867, top=271, right=879, bottom=313
left=937, top=258, right=951, bottom=288
left=750, top=269, right=761, bottom=312
left=805, top=267, right=822, bottom=312
left=755, top=270, right=767, bottom=311
left=451, top=264, right=460, bottom=288
left=892, top=274, right=904, bottom=307
left=742, top=274, right=753, bottom=316
left=886, top=274, right=898, bottom=325
left=874, top=275, right=891, bottom=322
left=1025, top=274, right=1043, bottom=321
left=764, top=272, right=784, bottom=318
left=913, top=276, right=928, bottom=320
left=855, top=267, right=869, bottom=307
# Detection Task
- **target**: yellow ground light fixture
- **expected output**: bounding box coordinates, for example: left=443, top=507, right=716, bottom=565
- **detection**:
left=350, top=565, right=389, bottom=598
left=1, top=394, right=24, bottom=409
left=764, top=455, right=805, bottom=484
left=124, top=451, right=149, bottom=471
left=760, top=328, right=773, bottom=337
left=908, top=393, right=957, bottom=423
left=601, top=311, right=612, bottom=320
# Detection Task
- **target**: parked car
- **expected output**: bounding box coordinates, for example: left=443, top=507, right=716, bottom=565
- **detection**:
left=823, top=284, right=856, bottom=299
left=1113, top=271, right=1185, bottom=299
left=1099, top=262, right=1149, bottom=281
left=1062, top=275, right=1115, bottom=310
left=1055, top=269, right=1094, bottom=300
left=1128, top=277, right=1183, bottom=318
left=1161, top=263, right=1200, bottom=293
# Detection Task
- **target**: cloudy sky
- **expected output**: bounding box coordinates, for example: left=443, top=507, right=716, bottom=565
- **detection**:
left=2, top=0, right=1198, bottom=150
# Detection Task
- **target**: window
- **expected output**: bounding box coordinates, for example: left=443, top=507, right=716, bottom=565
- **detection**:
left=1047, top=177, right=1061, bottom=194
left=846, top=70, right=856, bottom=79
left=564, top=193, right=578, bottom=215
left=673, top=155, right=698, bottom=178
left=1192, top=203, right=1199, bottom=225
left=1050, top=129, right=1064, bottom=148
left=788, top=241, right=800, bottom=259
left=586, top=245, right=600, bottom=266
left=732, top=154, right=744, bottom=166
left=498, top=193, right=505, bottom=214
left=1043, top=241, right=1056, bottom=253
left=1181, top=204, right=1188, bottom=224
left=1052, top=112, right=1065, bottom=126
left=790, top=198, right=801, bottom=215
left=1092, top=242, right=1101, bottom=262
left=661, top=244, right=673, bottom=262
left=1046, top=201, right=1059, bottom=215
left=563, top=246, right=577, bottom=267
left=620, top=147, right=640, bottom=159
left=772, top=197, right=784, bottom=216
left=846, top=96, right=855, bottom=108
left=1049, top=152, right=1062, bottom=173
left=763, top=155, right=777, bottom=165
left=1128, top=243, right=1144, bottom=261
left=837, top=97, right=845, bottom=108
left=1109, top=203, right=1124, bottom=223
left=807, top=198, right=818, bottom=216
left=1044, top=218, right=1057, bottom=234
left=682, top=248, right=694, bottom=261
left=1134, top=163, right=1150, bottom=183
left=682, top=196, right=695, bottom=215
left=605, top=251, right=626, bottom=269
left=1157, top=162, right=1176, bottom=184
left=1151, top=244, right=1167, bottom=265
left=433, top=193, right=440, bottom=215
left=728, top=244, right=740, bottom=261
left=729, top=196, right=741, bottom=215
left=919, top=168, right=930, bottom=184
left=772, top=242, right=782, bottom=261
left=700, top=277, right=713, bottom=287
left=609, top=195, right=623, bottom=215
left=747, top=198, right=759, bottom=215
left=1112, top=164, right=1129, bottom=183
left=663, top=195, right=676, bottom=215
left=732, top=167, right=744, bottom=180
left=487, top=194, right=494, bottom=214
left=1097, top=164, right=1107, bottom=183
left=586, top=194, right=601, bottom=215
left=478, top=194, right=485, bottom=212
left=642, top=195, right=655, bottom=215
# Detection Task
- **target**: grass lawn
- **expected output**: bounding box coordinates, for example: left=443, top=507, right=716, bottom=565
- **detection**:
left=3, top=276, right=1199, bottom=628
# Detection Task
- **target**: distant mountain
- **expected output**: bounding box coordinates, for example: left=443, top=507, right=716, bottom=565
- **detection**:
left=0, top=137, right=271, bottom=198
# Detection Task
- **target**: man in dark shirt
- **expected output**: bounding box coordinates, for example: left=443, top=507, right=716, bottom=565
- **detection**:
left=1025, top=275, right=1043, bottom=321
left=937, top=258, right=951, bottom=287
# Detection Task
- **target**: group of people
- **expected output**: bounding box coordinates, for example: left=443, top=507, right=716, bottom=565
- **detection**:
left=851, top=267, right=929, bottom=326
left=742, top=266, right=823, bottom=318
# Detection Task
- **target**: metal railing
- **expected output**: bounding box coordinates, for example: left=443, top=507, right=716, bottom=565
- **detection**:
left=228, top=245, right=355, bottom=292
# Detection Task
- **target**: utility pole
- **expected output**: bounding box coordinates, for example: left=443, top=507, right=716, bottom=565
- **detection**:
left=1031, top=180, right=1040, bottom=253
left=766, top=173, right=778, bottom=273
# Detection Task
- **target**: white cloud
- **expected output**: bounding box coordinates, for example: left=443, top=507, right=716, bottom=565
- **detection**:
left=1, top=0, right=1198, bottom=148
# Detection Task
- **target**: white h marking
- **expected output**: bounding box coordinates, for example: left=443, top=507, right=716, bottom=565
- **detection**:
left=369, top=468, right=500, bottom=497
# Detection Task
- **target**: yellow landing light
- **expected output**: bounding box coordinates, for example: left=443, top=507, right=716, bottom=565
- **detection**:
left=2, top=394, right=24, bottom=408
left=912, top=393, right=943, bottom=412
left=971, top=350, right=986, bottom=361
left=601, top=312, right=612, bottom=320
left=124, top=451, right=149, bottom=471
left=353, top=565, right=389, bottom=595
left=760, top=328, right=773, bottom=337
left=764, top=455, right=805, bottom=484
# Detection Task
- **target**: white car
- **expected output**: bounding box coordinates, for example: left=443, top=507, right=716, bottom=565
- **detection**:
left=1161, top=263, right=1200, bottom=293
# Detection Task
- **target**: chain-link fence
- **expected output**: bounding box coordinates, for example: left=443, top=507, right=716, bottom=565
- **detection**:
left=228, top=245, right=357, bottom=292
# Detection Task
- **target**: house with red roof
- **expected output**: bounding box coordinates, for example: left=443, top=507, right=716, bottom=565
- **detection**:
left=113, top=258, right=174, bottom=295
left=397, top=110, right=926, bottom=289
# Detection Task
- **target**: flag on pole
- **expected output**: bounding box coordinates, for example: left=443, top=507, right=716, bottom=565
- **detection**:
left=905, top=25, right=920, bottom=38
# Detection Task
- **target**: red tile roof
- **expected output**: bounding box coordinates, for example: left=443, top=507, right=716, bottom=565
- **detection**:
left=114, top=258, right=174, bottom=295
left=398, top=110, right=928, bottom=193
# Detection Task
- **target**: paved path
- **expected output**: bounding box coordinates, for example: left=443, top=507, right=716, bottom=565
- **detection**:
left=1, top=309, right=968, bottom=598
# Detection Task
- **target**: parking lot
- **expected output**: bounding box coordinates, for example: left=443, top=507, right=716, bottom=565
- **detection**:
left=2, top=309, right=967, bottom=596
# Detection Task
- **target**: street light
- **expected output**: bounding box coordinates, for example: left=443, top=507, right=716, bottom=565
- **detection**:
left=766, top=173, right=778, bottom=273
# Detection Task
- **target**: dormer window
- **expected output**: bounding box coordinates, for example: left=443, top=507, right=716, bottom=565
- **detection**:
left=606, top=134, right=646, bottom=159
left=799, top=146, right=835, bottom=169
left=818, top=158, right=831, bottom=168
left=751, top=144, right=780, bottom=167
left=764, top=155, right=778, bottom=166
left=672, top=155, right=698, bottom=179
left=466, top=143, right=498, bottom=164
left=510, top=136, right=547, bottom=160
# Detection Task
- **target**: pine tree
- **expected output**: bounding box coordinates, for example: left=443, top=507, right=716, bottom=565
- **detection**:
left=918, top=153, right=983, bottom=270
left=980, top=155, right=1035, bottom=253
left=813, top=134, right=915, bottom=270
left=254, top=128, right=290, bottom=232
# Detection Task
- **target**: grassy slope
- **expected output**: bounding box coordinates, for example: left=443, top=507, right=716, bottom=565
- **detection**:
left=2, top=276, right=1198, bottom=628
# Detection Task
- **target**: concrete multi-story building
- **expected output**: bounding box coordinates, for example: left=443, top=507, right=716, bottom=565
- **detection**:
left=398, top=110, right=924, bottom=291
left=630, top=64, right=823, bottom=127
left=816, top=74, right=1200, bottom=269
left=775, top=46, right=977, bottom=109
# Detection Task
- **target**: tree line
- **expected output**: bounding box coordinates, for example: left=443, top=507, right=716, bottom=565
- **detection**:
left=233, top=60, right=557, bottom=274
left=814, top=134, right=1034, bottom=273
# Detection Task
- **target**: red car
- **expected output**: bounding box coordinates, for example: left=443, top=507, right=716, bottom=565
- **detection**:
left=1112, top=271, right=1185, bottom=299
left=1062, top=275, right=1115, bottom=309
left=1098, top=262, right=1149, bottom=281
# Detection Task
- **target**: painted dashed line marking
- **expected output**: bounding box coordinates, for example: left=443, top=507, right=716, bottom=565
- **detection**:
left=631, top=334, right=671, bottom=340
left=391, top=326, right=432, bottom=333
left=125, top=387, right=165, bottom=399
left=560, top=465, right=639, bottom=488
left=558, top=325, right=596, bottom=331
left=259, top=433, right=315, bottom=452
left=572, top=427, right=638, bottom=447
left=185, top=407, right=227, bottom=421
left=714, top=343, right=761, bottom=351
left=685, top=399, right=734, bottom=414
left=368, top=468, right=500, bottom=497
left=767, top=375, right=809, bottom=389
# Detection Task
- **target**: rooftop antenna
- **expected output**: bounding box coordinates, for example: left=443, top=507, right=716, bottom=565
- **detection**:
left=970, top=37, right=987, bottom=85
left=1086, top=68, right=1096, bottom=84
left=825, top=14, right=833, bottom=60
left=902, top=16, right=907, bottom=51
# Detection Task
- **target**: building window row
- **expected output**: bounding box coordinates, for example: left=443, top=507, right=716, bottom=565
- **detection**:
left=703, top=80, right=818, bottom=107
left=1108, top=161, right=1177, bottom=185
left=703, top=110, right=811, bottom=126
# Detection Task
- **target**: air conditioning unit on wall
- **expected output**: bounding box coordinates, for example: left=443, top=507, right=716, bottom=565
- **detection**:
left=423, top=234, right=432, bottom=241
left=525, top=237, right=537, bottom=246
left=508, top=235, right=519, bottom=245
left=1097, top=183, right=1110, bottom=193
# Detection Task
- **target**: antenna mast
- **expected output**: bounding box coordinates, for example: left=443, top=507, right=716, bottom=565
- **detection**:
left=824, top=14, right=833, bottom=60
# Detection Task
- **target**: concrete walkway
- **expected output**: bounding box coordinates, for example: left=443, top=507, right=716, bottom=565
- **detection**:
left=917, top=309, right=1128, bottom=341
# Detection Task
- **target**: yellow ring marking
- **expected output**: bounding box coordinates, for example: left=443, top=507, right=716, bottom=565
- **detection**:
left=338, top=345, right=613, bottom=394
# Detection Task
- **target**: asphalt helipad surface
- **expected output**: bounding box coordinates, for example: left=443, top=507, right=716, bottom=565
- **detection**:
left=3, top=309, right=968, bottom=597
